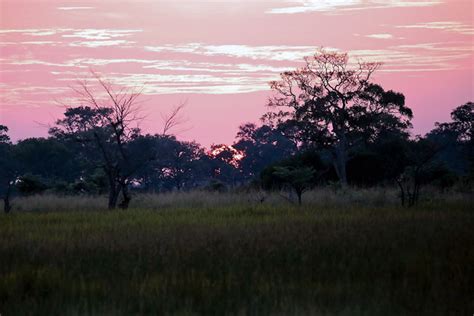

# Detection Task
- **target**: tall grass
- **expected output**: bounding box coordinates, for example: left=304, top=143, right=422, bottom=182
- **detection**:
left=0, top=189, right=473, bottom=315
left=9, top=186, right=471, bottom=212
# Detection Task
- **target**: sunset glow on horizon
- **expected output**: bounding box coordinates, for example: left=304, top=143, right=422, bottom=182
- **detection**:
left=0, top=0, right=472, bottom=147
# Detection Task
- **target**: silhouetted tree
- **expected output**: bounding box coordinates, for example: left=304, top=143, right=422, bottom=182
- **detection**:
left=273, top=166, right=315, bottom=205
left=233, top=123, right=296, bottom=180
left=208, top=144, right=243, bottom=186
left=0, top=125, right=10, bottom=143
left=347, top=130, right=411, bottom=186
left=0, top=125, right=16, bottom=213
left=396, top=138, right=441, bottom=207
left=260, top=150, right=332, bottom=196
left=427, top=102, right=473, bottom=181
left=15, top=138, right=80, bottom=183
left=264, top=49, right=413, bottom=186
left=149, top=136, right=204, bottom=191
left=50, top=73, right=148, bottom=209
left=432, top=102, right=473, bottom=142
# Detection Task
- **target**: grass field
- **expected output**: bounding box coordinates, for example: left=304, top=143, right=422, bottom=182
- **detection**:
left=0, top=190, right=473, bottom=315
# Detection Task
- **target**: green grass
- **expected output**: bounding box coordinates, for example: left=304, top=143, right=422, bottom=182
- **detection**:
left=0, top=193, right=473, bottom=315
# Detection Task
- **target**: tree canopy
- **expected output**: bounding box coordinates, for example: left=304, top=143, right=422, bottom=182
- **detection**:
left=264, top=49, right=413, bottom=185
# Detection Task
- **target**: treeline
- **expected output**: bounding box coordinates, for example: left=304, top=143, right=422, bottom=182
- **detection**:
left=0, top=50, right=472, bottom=211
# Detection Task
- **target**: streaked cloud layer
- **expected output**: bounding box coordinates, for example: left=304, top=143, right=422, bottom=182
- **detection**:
left=267, top=0, right=443, bottom=14
left=0, top=0, right=472, bottom=145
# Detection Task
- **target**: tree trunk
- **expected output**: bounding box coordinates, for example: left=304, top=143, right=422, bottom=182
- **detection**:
left=3, top=197, right=11, bottom=213
left=3, top=183, right=12, bottom=213
left=119, top=182, right=131, bottom=209
left=333, top=138, right=348, bottom=187
left=296, top=189, right=302, bottom=206
left=396, top=180, right=405, bottom=207
left=108, top=181, right=121, bottom=210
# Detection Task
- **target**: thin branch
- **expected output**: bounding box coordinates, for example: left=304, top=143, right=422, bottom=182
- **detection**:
left=161, top=100, right=191, bottom=136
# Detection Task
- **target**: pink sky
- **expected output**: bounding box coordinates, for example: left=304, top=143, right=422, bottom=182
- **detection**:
left=0, top=0, right=472, bottom=147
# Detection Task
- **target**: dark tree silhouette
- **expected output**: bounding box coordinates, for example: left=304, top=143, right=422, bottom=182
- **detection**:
left=233, top=123, right=296, bottom=180
left=432, top=102, right=473, bottom=142
left=396, top=138, right=441, bottom=207
left=427, top=102, right=473, bottom=184
left=265, top=49, right=413, bottom=186
left=50, top=72, right=148, bottom=209
left=273, top=166, right=315, bottom=205
left=0, top=125, right=16, bottom=213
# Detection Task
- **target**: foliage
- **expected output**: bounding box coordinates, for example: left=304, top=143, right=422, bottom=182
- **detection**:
left=260, top=150, right=332, bottom=190
left=395, top=138, right=441, bottom=207
left=264, top=49, right=413, bottom=185
left=16, top=174, right=48, bottom=195
left=273, top=166, right=315, bottom=205
left=233, top=123, right=296, bottom=179
left=0, top=127, right=16, bottom=213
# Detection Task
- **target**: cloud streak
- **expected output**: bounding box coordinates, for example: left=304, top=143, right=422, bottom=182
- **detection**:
left=397, top=21, right=474, bottom=35
left=57, top=7, right=95, bottom=11
left=266, top=0, right=442, bottom=14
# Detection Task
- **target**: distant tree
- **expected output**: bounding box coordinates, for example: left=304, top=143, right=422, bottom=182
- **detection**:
left=153, top=136, right=204, bottom=191
left=129, top=135, right=207, bottom=192
left=273, top=166, right=315, bottom=205
left=427, top=102, right=473, bottom=179
left=16, top=174, right=48, bottom=195
left=264, top=49, right=413, bottom=186
left=431, top=102, right=473, bottom=142
left=208, top=144, right=243, bottom=186
left=0, top=125, right=17, bottom=213
left=233, top=123, right=296, bottom=180
left=396, top=138, right=441, bottom=207
left=347, top=130, right=411, bottom=186
left=15, top=138, right=80, bottom=183
left=50, top=72, right=151, bottom=209
left=0, top=125, right=10, bottom=143
left=260, top=150, right=332, bottom=202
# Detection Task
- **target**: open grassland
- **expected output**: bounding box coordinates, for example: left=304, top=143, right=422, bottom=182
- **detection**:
left=0, top=190, right=473, bottom=315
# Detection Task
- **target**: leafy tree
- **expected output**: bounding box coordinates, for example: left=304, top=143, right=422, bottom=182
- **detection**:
left=273, top=166, right=315, bottom=205
left=208, top=144, right=243, bottom=186
left=233, top=123, right=296, bottom=180
left=0, top=125, right=17, bottom=213
left=260, top=150, right=332, bottom=201
left=432, top=102, right=473, bottom=142
left=153, top=136, right=205, bottom=191
left=427, top=102, right=473, bottom=179
left=264, top=49, right=412, bottom=186
left=347, top=130, right=411, bottom=186
left=130, top=135, right=208, bottom=192
left=0, top=125, right=10, bottom=143
left=16, top=174, right=48, bottom=195
left=15, top=138, right=80, bottom=183
left=396, top=138, right=441, bottom=207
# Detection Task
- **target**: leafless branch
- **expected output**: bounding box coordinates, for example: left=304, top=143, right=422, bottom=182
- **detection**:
left=161, top=100, right=191, bottom=136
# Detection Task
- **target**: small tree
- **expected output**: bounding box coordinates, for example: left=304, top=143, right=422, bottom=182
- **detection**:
left=273, top=166, right=315, bottom=205
left=396, top=138, right=440, bottom=207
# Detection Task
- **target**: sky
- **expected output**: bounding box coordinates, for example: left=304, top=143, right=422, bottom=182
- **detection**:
left=0, top=0, right=473, bottom=147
